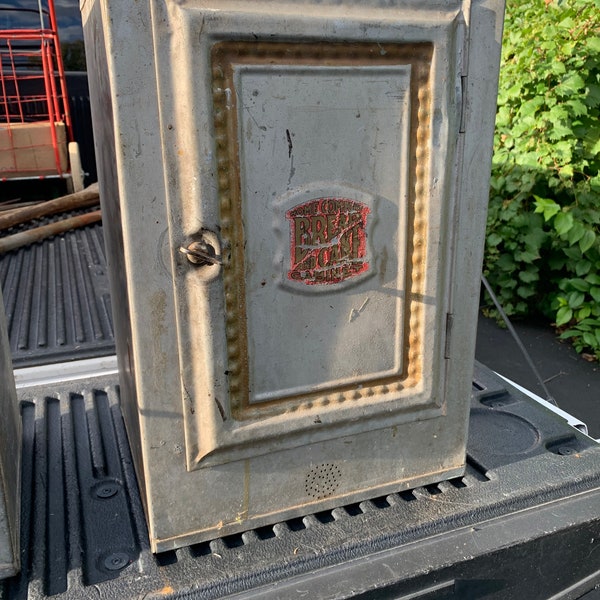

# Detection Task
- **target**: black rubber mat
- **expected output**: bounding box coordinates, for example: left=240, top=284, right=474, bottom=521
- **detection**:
left=2, top=364, right=600, bottom=599
left=0, top=221, right=115, bottom=367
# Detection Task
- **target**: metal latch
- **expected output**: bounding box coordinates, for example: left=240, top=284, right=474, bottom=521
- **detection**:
left=179, top=240, right=222, bottom=266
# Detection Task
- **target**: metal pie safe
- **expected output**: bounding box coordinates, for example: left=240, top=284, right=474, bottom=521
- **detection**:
left=81, top=0, right=505, bottom=552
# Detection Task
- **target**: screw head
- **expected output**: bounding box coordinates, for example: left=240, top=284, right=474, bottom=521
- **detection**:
left=557, top=446, right=576, bottom=456
left=103, top=552, right=130, bottom=571
left=94, top=482, right=119, bottom=499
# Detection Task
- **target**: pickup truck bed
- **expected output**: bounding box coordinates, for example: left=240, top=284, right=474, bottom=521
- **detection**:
left=0, top=219, right=114, bottom=368
left=1, top=362, right=599, bottom=600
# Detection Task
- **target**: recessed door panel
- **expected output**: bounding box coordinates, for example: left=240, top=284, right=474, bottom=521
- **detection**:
left=237, top=63, right=411, bottom=403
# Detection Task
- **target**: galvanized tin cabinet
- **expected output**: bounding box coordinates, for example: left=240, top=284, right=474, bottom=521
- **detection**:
left=81, top=0, right=505, bottom=551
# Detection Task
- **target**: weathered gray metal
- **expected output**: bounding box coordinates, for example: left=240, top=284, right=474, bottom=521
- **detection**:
left=82, top=0, right=505, bottom=552
left=0, top=287, right=20, bottom=578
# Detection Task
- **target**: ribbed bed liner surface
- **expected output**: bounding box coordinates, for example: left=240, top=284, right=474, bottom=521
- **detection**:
left=0, top=222, right=115, bottom=366
left=2, top=364, right=600, bottom=599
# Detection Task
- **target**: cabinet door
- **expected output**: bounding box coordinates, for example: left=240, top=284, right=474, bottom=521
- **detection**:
left=162, top=14, right=464, bottom=469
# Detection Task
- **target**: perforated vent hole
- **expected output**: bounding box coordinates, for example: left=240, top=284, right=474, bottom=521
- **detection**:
left=305, top=463, right=342, bottom=499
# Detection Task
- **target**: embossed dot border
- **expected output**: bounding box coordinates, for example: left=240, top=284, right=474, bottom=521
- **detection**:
left=211, top=41, right=433, bottom=419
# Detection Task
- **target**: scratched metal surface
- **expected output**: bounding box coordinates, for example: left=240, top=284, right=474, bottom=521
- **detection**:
left=2, top=363, right=600, bottom=599
left=0, top=220, right=115, bottom=367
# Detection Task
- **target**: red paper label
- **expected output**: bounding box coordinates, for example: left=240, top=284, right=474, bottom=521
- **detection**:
left=286, top=197, right=370, bottom=285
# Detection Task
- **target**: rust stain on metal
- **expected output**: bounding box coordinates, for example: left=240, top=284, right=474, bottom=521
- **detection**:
left=211, top=41, right=433, bottom=419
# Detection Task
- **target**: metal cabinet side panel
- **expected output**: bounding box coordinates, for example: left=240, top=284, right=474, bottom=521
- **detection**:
left=80, top=0, right=142, bottom=497
left=445, top=0, right=505, bottom=393
left=0, top=288, right=20, bottom=578
left=81, top=0, right=188, bottom=544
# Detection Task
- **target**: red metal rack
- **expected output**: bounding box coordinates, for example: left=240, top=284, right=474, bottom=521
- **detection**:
left=0, top=1, right=82, bottom=191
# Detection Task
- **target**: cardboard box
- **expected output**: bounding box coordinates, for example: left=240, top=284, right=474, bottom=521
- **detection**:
left=0, top=121, right=68, bottom=177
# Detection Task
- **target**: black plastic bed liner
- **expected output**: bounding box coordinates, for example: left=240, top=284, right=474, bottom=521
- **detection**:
left=0, top=220, right=115, bottom=367
left=2, top=363, right=600, bottom=600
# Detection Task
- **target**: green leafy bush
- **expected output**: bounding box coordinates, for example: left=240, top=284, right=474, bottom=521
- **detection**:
left=483, top=0, right=600, bottom=358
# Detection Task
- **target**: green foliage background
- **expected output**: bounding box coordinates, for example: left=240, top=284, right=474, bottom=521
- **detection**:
left=483, top=0, right=600, bottom=357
